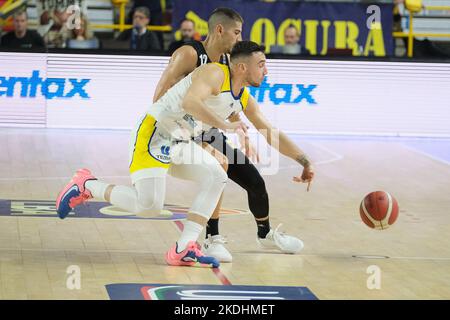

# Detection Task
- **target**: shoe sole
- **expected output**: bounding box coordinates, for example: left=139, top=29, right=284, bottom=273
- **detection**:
left=257, top=239, right=304, bottom=254
left=202, top=246, right=233, bottom=263
left=165, top=251, right=196, bottom=266
left=165, top=252, right=220, bottom=268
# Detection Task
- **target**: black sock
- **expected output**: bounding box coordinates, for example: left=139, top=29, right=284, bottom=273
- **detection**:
left=206, top=218, right=219, bottom=238
left=256, top=219, right=271, bottom=238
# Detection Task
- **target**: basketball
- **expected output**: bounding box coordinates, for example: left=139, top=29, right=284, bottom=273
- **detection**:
left=360, top=191, right=399, bottom=230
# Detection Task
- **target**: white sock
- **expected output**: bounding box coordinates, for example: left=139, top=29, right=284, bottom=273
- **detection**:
left=85, top=180, right=110, bottom=201
left=177, top=220, right=203, bottom=252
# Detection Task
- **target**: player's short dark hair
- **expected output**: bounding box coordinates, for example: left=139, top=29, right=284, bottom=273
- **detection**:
left=230, top=41, right=265, bottom=61
left=207, top=7, right=243, bottom=31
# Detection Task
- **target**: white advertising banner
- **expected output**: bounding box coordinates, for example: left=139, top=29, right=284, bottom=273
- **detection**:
left=256, top=59, right=450, bottom=137
left=1, top=52, right=449, bottom=137
left=45, top=54, right=167, bottom=129
left=0, top=53, right=47, bottom=127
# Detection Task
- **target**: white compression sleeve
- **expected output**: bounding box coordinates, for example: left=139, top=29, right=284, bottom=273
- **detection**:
left=169, top=142, right=228, bottom=220
left=87, top=177, right=166, bottom=217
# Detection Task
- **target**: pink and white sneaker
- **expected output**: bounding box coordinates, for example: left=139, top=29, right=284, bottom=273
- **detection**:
left=165, top=241, right=220, bottom=268
left=56, top=168, right=96, bottom=219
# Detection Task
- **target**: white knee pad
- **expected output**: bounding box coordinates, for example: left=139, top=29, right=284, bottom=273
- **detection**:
left=134, top=177, right=166, bottom=218
left=169, top=142, right=228, bottom=220
left=191, top=163, right=227, bottom=220
left=208, top=164, right=228, bottom=188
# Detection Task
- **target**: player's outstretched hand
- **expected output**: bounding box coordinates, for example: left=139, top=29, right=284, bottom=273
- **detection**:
left=293, top=165, right=315, bottom=191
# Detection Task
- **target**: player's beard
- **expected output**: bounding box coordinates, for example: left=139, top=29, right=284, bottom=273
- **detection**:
left=224, top=39, right=237, bottom=54
left=247, top=77, right=263, bottom=87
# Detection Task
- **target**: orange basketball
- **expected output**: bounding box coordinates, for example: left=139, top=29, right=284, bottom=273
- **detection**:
left=360, top=191, right=399, bottom=230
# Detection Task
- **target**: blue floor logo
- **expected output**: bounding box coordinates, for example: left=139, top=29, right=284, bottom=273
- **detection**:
left=106, top=283, right=318, bottom=300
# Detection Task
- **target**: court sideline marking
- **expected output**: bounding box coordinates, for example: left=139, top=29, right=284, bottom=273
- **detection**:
left=0, top=143, right=343, bottom=182
left=1, top=247, right=449, bottom=262
left=401, top=144, right=450, bottom=166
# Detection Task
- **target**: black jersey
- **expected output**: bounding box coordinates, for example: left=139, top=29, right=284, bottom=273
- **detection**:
left=184, top=40, right=229, bottom=67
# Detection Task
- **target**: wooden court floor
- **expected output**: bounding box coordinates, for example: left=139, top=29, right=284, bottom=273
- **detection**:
left=0, top=127, right=449, bottom=299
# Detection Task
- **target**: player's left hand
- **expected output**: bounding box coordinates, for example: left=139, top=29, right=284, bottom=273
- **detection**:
left=293, top=165, right=315, bottom=191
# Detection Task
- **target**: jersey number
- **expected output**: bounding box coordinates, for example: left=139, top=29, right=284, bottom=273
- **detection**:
left=199, top=54, right=208, bottom=65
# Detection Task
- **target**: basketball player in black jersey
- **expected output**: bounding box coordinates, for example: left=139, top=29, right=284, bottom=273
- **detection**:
left=153, top=8, right=314, bottom=262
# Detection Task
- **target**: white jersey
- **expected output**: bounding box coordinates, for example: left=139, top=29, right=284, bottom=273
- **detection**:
left=147, top=63, right=250, bottom=141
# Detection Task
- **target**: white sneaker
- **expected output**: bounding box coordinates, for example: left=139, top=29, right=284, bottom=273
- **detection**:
left=202, top=235, right=233, bottom=263
left=256, top=224, right=304, bottom=254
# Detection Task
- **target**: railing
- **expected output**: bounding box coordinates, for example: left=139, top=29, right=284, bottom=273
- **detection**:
left=393, top=5, right=450, bottom=58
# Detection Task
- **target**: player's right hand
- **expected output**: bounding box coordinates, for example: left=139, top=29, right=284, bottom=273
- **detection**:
left=293, top=165, right=315, bottom=191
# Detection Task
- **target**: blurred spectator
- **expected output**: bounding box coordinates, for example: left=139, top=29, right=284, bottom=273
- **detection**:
left=393, top=0, right=404, bottom=32
left=271, top=25, right=303, bottom=55
left=168, top=19, right=196, bottom=54
left=65, top=15, right=100, bottom=49
left=37, top=0, right=88, bottom=48
left=128, top=0, right=171, bottom=49
left=0, top=10, right=46, bottom=49
left=413, top=38, right=450, bottom=58
left=42, top=9, right=70, bottom=48
left=129, top=0, right=162, bottom=25
left=117, top=6, right=161, bottom=51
